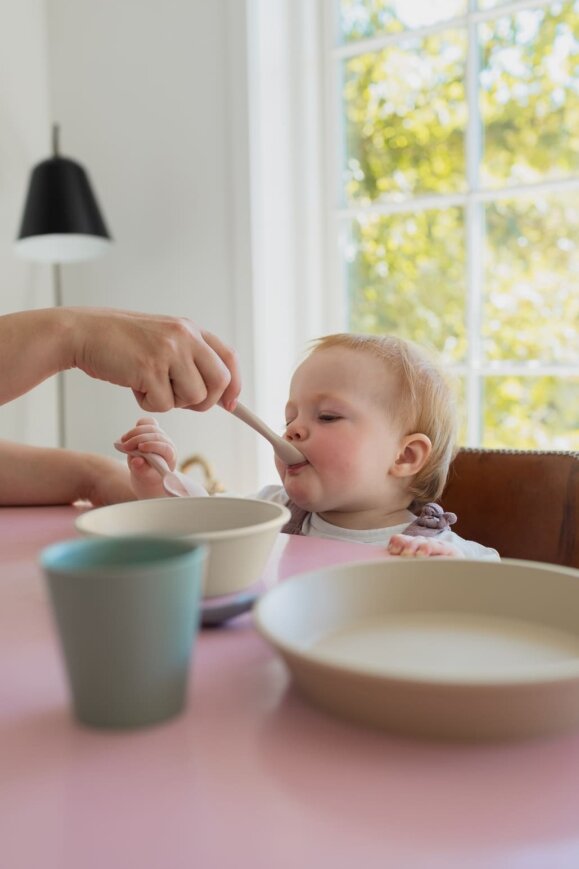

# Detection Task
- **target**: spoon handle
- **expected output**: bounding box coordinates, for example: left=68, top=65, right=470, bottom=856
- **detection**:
left=137, top=451, right=171, bottom=476
left=229, top=402, right=304, bottom=465
left=114, top=441, right=170, bottom=475
left=230, top=402, right=279, bottom=442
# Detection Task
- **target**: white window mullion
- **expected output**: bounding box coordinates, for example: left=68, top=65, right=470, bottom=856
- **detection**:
left=465, top=0, right=483, bottom=446
left=337, top=176, right=579, bottom=220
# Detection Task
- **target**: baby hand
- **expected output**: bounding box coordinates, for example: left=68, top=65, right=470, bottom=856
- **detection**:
left=387, top=534, right=462, bottom=559
left=116, top=416, right=177, bottom=500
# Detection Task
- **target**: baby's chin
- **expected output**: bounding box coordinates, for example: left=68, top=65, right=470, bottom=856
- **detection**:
left=286, top=489, right=341, bottom=517
left=282, top=480, right=319, bottom=513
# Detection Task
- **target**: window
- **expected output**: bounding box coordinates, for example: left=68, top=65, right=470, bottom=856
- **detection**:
left=330, top=0, right=579, bottom=448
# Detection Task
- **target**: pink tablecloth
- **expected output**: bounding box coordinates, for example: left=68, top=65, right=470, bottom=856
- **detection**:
left=1, top=506, right=579, bottom=869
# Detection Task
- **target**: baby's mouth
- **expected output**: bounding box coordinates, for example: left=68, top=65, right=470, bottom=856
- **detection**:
left=286, top=459, right=309, bottom=474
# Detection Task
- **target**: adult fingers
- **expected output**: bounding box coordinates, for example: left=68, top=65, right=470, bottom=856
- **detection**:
left=192, top=331, right=241, bottom=411
left=130, top=326, right=239, bottom=412
left=203, top=331, right=241, bottom=410
left=167, top=362, right=211, bottom=410
left=162, top=321, right=227, bottom=409
left=133, top=378, right=176, bottom=413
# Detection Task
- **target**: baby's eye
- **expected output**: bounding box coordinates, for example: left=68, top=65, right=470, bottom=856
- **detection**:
left=318, top=414, right=342, bottom=422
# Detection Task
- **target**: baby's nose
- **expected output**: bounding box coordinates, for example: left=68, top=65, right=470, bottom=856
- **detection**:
left=286, top=419, right=307, bottom=441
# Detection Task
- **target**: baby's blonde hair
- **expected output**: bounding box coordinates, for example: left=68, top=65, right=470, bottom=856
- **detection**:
left=308, top=333, right=458, bottom=508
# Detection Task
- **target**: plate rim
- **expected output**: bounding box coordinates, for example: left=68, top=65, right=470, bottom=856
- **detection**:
left=254, top=557, right=579, bottom=689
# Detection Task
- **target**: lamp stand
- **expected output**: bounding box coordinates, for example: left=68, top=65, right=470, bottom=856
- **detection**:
left=53, top=262, right=66, bottom=448
left=51, top=128, right=66, bottom=448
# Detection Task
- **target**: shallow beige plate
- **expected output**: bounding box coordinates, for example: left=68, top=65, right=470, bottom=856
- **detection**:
left=76, top=497, right=289, bottom=599
left=254, top=558, right=579, bottom=741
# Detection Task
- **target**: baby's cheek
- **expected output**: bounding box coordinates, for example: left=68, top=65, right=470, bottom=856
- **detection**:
left=316, top=441, right=355, bottom=474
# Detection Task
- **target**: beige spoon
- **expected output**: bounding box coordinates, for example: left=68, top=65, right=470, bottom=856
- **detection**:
left=227, top=401, right=306, bottom=466
left=114, top=443, right=208, bottom=498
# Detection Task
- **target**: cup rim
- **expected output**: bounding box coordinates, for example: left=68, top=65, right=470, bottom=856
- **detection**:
left=41, top=535, right=207, bottom=576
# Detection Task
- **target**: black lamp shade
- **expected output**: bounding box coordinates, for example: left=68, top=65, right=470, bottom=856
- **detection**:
left=15, top=156, right=112, bottom=263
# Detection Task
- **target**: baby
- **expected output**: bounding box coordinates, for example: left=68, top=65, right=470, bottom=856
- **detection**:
left=117, top=333, right=499, bottom=560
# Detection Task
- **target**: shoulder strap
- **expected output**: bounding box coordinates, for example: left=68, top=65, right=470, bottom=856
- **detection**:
left=282, top=500, right=309, bottom=536
left=402, top=502, right=457, bottom=538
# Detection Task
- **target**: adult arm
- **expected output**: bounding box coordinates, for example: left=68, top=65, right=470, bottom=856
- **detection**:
left=0, top=307, right=241, bottom=412
left=0, top=439, right=135, bottom=506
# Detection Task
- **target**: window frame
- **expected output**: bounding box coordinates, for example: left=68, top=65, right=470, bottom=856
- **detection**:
left=325, top=0, right=579, bottom=446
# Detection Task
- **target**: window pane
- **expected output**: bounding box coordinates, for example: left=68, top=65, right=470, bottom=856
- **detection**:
left=482, top=376, right=579, bottom=449
left=480, top=1, right=579, bottom=188
left=483, top=192, right=579, bottom=365
left=339, top=0, right=467, bottom=42
left=344, top=208, right=467, bottom=362
left=342, top=30, right=467, bottom=203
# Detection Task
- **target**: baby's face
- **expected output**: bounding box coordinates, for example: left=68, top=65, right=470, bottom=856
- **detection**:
left=276, top=346, right=407, bottom=524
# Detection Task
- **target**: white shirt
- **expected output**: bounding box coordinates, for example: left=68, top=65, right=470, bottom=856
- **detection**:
left=256, top=485, right=500, bottom=561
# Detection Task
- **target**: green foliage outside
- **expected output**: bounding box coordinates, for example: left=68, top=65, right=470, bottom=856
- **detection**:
left=338, top=0, right=579, bottom=449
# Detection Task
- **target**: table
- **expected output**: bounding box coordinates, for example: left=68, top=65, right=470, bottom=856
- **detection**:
left=2, top=506, right=579, bottom=869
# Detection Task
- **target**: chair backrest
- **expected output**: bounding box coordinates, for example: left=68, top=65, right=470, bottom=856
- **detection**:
left=440, top=449, right=579, bottom=569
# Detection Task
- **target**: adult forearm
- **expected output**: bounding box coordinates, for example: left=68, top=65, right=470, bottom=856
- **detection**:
left=0, top=440, right=134, bottom=506
left=0, top=309, right=73, bottom=405
left=0, top=305, right=241, bottom=412
left=0, top=441, right=87, bottom=505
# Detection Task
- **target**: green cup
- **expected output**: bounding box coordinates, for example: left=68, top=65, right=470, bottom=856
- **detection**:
left=41, top=536, right=207, bottom=729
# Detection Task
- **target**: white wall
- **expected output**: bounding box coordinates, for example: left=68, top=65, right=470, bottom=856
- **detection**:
left=1, top=0, right=325, bottom=493
left=0, top=0, right=57, bottom=446
left=42, top=0, right=260, bottom=493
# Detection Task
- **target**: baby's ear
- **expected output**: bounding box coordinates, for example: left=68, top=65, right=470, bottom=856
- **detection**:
left=390, top=433, right=432, bottom=479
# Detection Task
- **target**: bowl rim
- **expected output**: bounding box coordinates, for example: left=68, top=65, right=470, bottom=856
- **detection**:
left=75, top=496, right=291, bottom=542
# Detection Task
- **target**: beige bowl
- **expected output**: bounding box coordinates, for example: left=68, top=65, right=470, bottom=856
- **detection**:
left=76, top=497, right=289, bottom=598
left=255, top=558, right=579, bottom=741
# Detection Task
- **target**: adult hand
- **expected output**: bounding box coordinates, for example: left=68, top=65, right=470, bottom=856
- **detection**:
left=0, top=307, right=241, bottom=413
left=69, top=308, right=240, bottom=412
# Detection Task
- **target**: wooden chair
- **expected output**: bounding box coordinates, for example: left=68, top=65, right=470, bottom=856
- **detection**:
left=440, top=449, right=579, bottom=569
